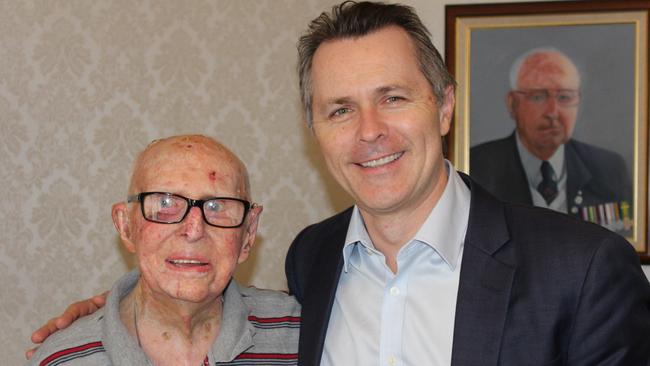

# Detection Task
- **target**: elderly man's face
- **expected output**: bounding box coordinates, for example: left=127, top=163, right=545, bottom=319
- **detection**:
left=507, top=52, right=580, bottom=160
left=309, top=26, right=454, bottom=217
left=112, top=136, right=260, bottom=304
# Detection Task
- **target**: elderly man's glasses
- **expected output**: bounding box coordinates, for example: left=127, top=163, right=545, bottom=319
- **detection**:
left=127, top=192, right=251, bottom=228
left=513, top=89, right=580, bottom=107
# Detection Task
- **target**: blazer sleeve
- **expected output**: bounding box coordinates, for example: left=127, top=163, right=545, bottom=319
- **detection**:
left=567, top=234, right=650, bottom=365
left=284, top=207, right=351, bottom=306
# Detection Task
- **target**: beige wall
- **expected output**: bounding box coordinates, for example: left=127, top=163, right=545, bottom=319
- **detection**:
left=2, top=0, right=647, bottom=363
left=2, top=2, right=345, bottom=361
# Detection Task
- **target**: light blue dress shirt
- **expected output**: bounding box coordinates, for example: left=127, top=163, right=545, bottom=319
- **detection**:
left=321, top=162, right=471, bottom=366
left=516, top=133, right=567, bottom=213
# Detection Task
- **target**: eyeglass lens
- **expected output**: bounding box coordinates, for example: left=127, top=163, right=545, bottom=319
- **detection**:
left=143, top=193, right=246, bottom=227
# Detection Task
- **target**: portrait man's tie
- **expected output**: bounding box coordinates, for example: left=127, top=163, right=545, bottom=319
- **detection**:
left=537, top=161, right=558, bottom=204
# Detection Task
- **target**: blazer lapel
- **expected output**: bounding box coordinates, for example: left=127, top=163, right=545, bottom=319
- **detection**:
left=299, top=212, right=349, bottom=366
left=452, top=177, right=515, bottom=366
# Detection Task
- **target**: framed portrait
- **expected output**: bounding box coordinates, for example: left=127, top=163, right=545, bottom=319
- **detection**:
left=445, top=0, right=650, bottom=261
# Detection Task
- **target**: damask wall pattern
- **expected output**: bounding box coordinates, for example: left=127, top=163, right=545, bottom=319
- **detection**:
left=0, top=1, right=348, bottom=361
left=2, top=0, right=648, bottom=363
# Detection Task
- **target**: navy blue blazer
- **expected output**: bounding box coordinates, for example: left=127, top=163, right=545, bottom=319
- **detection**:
left=470, top=133, right=632, bottom=217
left=285, top=175, right=650, bottom=365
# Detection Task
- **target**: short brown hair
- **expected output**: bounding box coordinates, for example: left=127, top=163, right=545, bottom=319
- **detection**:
left=297, top=1, right=456, bottom=129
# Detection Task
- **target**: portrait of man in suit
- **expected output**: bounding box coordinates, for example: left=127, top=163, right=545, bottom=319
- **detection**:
left=471, top=48, right=633, bottom=234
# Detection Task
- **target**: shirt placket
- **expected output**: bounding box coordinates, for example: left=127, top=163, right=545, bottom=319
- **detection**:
left=379, top=260, right=408, bottom=366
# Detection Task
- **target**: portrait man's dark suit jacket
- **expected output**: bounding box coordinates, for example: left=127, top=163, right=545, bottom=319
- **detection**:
left=470, top=133, right=632, bottom=216
left=285, top=175, right=650, bottom=366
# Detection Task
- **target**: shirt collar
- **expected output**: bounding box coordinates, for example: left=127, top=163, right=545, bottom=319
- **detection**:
left=516, top=132, right=565, bottom=186
left=211, top=280, right=255, bottom=362
left=342, top=160, right=471, bottom=271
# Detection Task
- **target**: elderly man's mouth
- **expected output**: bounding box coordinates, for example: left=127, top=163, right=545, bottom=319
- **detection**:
left=166, top=259, right=210, bottom=268
left=358, top=151, right=404, bottom=168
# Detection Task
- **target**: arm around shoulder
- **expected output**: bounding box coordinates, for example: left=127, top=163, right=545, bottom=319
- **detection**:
left=27, top=292, right=107, bottom=360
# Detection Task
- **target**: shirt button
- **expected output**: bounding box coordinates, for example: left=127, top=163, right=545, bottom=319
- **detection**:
left=390, top=286, right=400, bottom=296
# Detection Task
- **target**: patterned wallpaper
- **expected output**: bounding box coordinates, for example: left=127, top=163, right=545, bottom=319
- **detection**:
left=0, top=0, right=351, bottom=361
left=2, top=0, right=648, bottom=363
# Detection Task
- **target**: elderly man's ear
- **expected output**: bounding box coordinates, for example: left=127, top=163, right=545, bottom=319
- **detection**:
left=238, top=204, right=263, bottom=264
left=112, top=202, right=136, bottom=253
left=506, top=92, right=518, bottom=119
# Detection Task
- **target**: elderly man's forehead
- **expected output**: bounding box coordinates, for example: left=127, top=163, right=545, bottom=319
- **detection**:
left=519, top=51, right=578, bottom=79
left=129, top=135, right=248, bottom=193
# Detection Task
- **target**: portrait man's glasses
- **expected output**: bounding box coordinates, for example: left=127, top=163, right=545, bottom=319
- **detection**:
left=513, top=89, right=581, bottom=107
left=127, top=192, right=251, bottom=228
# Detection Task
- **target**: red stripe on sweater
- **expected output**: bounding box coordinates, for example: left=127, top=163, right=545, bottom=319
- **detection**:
left=40, top=341, right=103, bottom=366
left=235, top=352, right=298, bottom=360
left=247, top=315, right=300, bottom=323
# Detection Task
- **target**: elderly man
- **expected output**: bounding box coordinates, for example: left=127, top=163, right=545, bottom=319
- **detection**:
left=471, top=48, right=633, bottom=230
left=28, top=135, right=299, bottom=365
left=29, top=2, right=650, bottom=366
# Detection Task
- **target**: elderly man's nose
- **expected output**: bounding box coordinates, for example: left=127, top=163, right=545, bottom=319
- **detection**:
left=181, top=207, right=205, bottom=241
left=543, top=96, right=560, bottom=117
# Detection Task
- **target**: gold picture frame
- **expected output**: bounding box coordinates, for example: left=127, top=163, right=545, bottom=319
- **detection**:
left=445, top=0, right=649, bottom=260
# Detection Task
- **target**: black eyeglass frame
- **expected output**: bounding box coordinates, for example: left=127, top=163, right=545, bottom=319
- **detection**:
left=127, top=191, right=252, bottom=228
